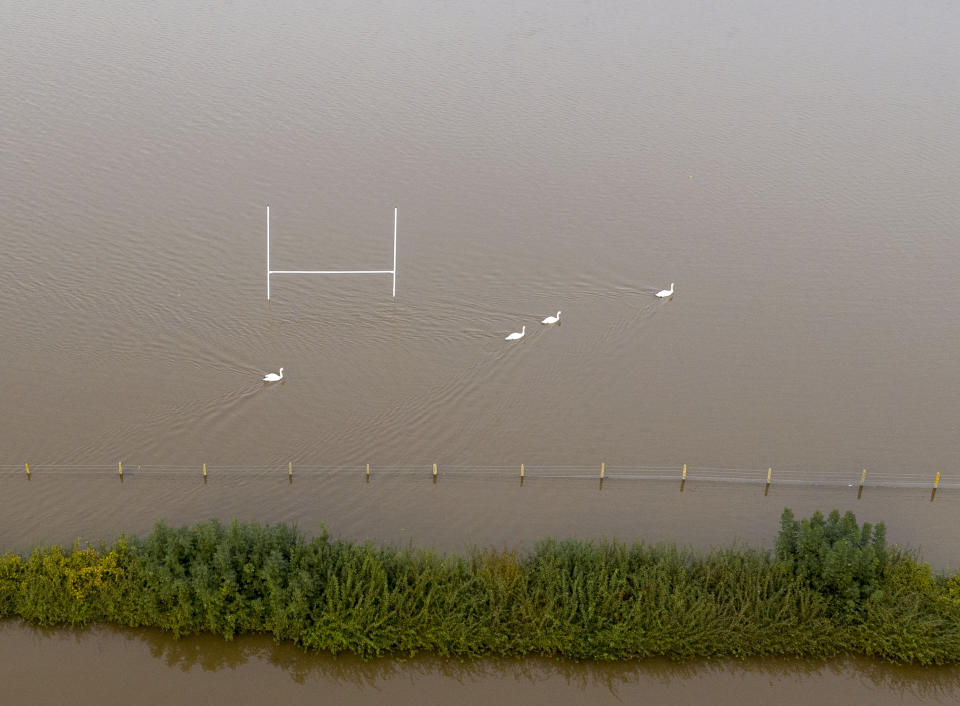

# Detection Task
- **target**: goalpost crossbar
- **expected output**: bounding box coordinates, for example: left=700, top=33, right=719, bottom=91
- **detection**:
left=267, top=206, right=397, bottom=300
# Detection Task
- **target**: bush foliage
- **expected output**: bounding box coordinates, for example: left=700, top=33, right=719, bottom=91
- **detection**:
left=1, top=510, right=958, bottom=664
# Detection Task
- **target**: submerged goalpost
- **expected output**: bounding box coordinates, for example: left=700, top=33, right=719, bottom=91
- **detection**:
left=266, top=205, right=397, bottom=300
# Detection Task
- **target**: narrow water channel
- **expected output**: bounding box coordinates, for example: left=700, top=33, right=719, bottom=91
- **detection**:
left=1, top=622, right=958, bottom=705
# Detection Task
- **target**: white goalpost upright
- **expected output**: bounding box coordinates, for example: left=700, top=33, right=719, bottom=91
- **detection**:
left=392, top=205, right=397, bottom=297
left=266, top=206, right=398, bottom=300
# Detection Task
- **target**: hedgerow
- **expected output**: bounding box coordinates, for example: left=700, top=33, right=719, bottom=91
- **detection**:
left=1, top=510, right=957, bottom=664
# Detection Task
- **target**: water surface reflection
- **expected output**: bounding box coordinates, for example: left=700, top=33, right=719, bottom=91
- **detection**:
left=2, top=622, right=959, bottom=705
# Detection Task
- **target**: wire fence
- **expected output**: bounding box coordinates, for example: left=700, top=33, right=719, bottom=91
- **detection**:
left=0, top=462, right=954, bottom=490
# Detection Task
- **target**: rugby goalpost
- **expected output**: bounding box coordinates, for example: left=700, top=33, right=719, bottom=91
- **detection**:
left=266, top=205, right=397, bottom=300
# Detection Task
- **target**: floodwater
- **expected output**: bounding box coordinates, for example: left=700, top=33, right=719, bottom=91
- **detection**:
left=2, top=0, right=960, bottom=700
left=2, top=621, right=960, bottom=706
left=1, top=476, right=959, bottom=571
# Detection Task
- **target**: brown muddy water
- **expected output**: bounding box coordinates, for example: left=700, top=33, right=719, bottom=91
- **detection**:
left=2, top=622, right=960, bottom=706
left=2, top=0, right=960, bottom=700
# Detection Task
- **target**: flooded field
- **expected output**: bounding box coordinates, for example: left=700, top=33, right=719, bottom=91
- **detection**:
left=1, top=475, right=958, bottom=571
left=2, top=0, right=959, bottom=698
left=2, top=0, right=959, bottom=480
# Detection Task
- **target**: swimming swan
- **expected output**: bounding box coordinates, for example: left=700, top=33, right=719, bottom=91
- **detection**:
left=263, top=367, right=284, bottom=382
left=541, top=311, right=561, bottom=324
left=656, top=283, right=674, bottom=298
left=505, top=326, right=526, bottom=341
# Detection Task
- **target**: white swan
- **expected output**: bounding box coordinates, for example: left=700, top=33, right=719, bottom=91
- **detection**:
left=505, top=325, right=525, bottom=341
left=656, top=282, right=674, bottom=298
left=541, top=311, right=561, bottom=324
left=263, top=367, right=284, bottom=382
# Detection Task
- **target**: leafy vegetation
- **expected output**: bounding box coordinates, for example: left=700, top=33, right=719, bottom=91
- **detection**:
left=1, top=510, right=958, bottom=663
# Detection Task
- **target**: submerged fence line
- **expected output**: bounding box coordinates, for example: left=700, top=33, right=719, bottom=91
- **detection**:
left=0, top=462, right=955, bottom=491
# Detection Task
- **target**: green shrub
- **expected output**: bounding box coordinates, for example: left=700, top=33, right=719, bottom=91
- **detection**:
left=775, top=509, right=888, bottom=612
left=0, top=553, right=25, bottom=617
left=1, top=510, right=957, bottom=664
